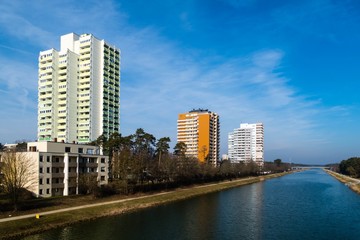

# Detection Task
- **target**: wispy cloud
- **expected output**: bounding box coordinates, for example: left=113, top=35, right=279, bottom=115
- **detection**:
left=0, top=0, right=355, bottom=163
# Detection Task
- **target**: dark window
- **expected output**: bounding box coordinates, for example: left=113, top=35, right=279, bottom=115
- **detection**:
left=46, top=178, right=50, bottom=184
left=47, top=167, right=50, bottom=173
left=46, top=189, right=50, bottom=194
left=40, top=189, right=43, bottom=195
left=40, top=178, right=43, bottom=185
left=40, top=155, right=43, bottom=162
left=47, top=156, right=50, bottom=162
left=39, top=167, right=43, bottom=173
left=78, top=148, right=83, bottom=153
left=101, top=176, right=105, bottom=181
left=101, top=158, right=105, bottom=163
left=65, top=147, right=71, bottom=153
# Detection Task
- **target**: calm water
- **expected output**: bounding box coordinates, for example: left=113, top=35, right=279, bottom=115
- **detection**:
left=25, top=169, right=360, bottom=240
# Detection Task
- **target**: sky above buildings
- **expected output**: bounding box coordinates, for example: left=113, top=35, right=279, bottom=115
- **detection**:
left=0, top=0, right=359, bottom=164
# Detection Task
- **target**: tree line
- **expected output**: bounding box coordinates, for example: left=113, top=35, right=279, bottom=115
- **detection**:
left=339, top=157, right=360, bottom=177
left=84, top=128, right=292, bottom=197
left=0, top=129, right=291, bottom=210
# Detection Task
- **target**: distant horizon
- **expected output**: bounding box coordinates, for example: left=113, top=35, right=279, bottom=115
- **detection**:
left=1, top=0, right=359, bottom=165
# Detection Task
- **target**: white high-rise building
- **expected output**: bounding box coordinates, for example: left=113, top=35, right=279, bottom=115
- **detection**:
left=38, top=33, right=120, bottom=143
left=228, top=123, right=264, bottom=166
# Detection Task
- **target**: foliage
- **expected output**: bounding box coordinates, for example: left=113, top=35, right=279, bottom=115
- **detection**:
left=339, top=157, right=360, bottom=177
left=87, top=129, right=274, bottom=197
left=0, top=151, right=36, bottom=210
left=78, top=173, right=98, bottom=195
left=263, top=159, right=291, bottom=173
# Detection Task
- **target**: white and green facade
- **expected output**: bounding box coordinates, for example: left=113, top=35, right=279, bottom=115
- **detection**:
left=38, top=33, right=120, bottom=143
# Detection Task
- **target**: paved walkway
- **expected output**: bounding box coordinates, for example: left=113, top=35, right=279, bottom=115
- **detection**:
left=0, top=191, right=168, bottom=223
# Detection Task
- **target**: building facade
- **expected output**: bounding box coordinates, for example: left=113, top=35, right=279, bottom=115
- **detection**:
left=16, top=141, right=108, bottom=198
left=177, top=109, right=220, bottom=166
left=38, top=33, right=120, bottom=143
left=228, top=123, right=264, bottom=166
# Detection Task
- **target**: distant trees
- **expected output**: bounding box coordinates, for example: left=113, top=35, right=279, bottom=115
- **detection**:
left=263, top=159, right=291, bottom=173
left=0, top=150, right=36, bottom=210
left=339, top=157, right=360, bottom=177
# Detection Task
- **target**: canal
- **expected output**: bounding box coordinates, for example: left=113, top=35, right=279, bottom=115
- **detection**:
left=25, top=169, right=360, bottom=240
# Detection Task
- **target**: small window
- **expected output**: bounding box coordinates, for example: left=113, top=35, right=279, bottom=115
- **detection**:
left=40, top=155, right=43, bottom=162
left=101, top=158, right=105, bottom=163
left=65, top=147, right=71, bottom=153
left=86, top=148, right=94, bottom=154
left=101, top=167, right=105, bottom=172
left=78, top=148, right=83, bottom=153
left=39, top=167, right=43, bottom=173
left=46, top=189, right=50, bottom=194
left=46, top=178, right=50, bottom=184
left=40, top=189, right=43, bottom=195
left=47, top=156, right=50, bottom=162
left=40, top=178, right=43, bottom=185
left=47, top=167, right=50, bottom=173
left=101, top=176, right=105, bottom=181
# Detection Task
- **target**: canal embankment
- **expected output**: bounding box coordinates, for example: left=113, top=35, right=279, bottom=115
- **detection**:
left=0, top=172, right=290, bottom=239
left=325, top=169, right=360, bottom=194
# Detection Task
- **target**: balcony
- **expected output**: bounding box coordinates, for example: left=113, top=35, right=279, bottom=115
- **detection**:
left=51, top=183, right=64, bottom=189
left=52, top=172, right=64, bottom=178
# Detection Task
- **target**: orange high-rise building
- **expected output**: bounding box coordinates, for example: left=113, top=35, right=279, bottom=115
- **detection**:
left=177, top=109, right=220, bottom=166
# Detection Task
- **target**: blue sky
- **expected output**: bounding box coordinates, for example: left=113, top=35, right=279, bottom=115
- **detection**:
left=0, top=0, right=359, bottom=164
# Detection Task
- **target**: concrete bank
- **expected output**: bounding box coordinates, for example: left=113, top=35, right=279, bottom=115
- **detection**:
left=0, top=172, right=290, bottom=239
left=325, top=170, right=360, bottom=194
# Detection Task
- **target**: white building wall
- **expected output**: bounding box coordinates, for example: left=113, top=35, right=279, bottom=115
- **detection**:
left=89, top=35, right=103, bottom=140
left=228, top=123, right=264, bottom=166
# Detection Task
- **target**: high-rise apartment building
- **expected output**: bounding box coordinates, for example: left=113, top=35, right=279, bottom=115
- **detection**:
left=38, top=33, right=120, bottom=143
left=177, top=109, right=220, bottom=166
left=228, top=123, right=264, bottom=166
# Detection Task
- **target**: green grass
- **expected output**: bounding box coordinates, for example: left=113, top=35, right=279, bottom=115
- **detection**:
left=0, top=172, right=289, bottom=239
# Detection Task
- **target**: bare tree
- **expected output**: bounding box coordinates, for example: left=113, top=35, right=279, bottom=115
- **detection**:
left=0, top=151, right=36, bottom=210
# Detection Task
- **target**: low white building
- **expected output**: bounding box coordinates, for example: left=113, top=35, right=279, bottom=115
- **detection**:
left=23, top=141, right=108, bottom=197
left=228, top=123, right=264, bottom=166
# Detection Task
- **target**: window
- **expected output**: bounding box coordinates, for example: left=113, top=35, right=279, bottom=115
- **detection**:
left=65, top=147, right=71, bottom=153
left=86, top=149, right=94, bottom=154
left=40, top=155, right=43, bottom=162
left=101, top=158, right=105, bottom=163
left=101, top=176, right=105, bottom=181
left=46, top=178, right=50, bottom=184
left=40, top=178, right=43, bottom=185
left=47, top=156, right=50, bottom=162
left=101, top=167, right=105, bottom=172
left=40, top=189, right=43, bottom=195
left=46, top=189, right=50, bottom=194
left=47, top=167, right=50, bottom=173
left=78, top=148, right=83, bottom=153
left=39, top=167, right=43, bottom=173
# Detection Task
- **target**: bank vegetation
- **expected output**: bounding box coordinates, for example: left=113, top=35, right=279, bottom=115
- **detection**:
left=0, top=172, right=290, bottom=239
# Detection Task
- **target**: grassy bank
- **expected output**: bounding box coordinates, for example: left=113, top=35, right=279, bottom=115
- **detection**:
left=325, top=170, right=360, bottom=193
left=0, top=172, right=289, bottom=239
